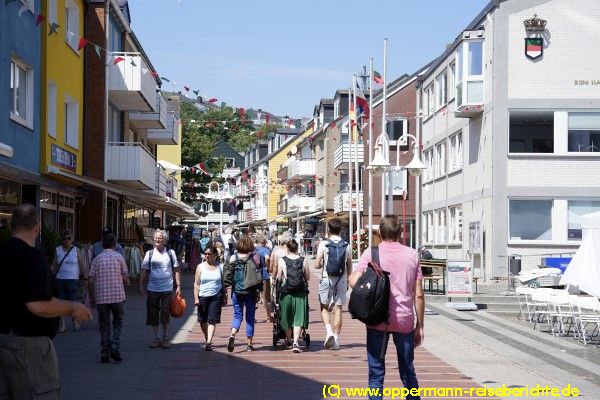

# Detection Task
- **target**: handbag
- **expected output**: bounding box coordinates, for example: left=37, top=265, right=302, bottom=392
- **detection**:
left=169, top=292, right=187, bottom=318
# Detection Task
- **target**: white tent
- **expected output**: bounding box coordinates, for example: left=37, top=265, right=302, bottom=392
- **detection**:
left=560, top=211, right=600, bottom=298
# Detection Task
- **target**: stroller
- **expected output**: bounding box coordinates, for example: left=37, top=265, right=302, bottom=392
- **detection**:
left=271, top=278, right=311, bottom=348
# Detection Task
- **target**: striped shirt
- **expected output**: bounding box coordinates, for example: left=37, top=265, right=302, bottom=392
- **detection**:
left=88, top=249, right=128, bottom=304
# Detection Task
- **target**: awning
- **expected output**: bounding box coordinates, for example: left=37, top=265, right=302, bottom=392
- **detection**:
left=164, top=197, right=198, bottom=219
left=157, top=160, right=184, bottom=172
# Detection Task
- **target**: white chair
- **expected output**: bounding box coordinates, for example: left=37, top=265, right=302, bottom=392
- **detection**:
left=574, top=297, right=600, bottom=345
left=531, top=290, right=554, bottom=332
left=548, top=294, right=576, bottom=336
left=516, top=286, right=534, bottom=322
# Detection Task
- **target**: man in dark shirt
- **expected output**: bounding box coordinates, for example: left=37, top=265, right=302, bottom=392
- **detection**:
left=0, top=204, right=92, bottom=399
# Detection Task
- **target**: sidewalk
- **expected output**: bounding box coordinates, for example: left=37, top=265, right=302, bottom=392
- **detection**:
left=54, top=260, right=492, bottom=400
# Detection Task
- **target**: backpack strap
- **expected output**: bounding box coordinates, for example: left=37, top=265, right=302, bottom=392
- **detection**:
left=149, top=249, right=154, bottom=269
left=371, top=246, right=380, bottom=270
left=149, top=248, right=175, bottom=270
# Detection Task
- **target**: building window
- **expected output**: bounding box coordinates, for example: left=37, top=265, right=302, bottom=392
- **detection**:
left=65, top=0, right=80, bottom=52
left=108, top=103, right=122, bottom=142
left=568, top=113, right=600, bottom=153
left=423, top=148, right=433, bottom=182
left=223, top=158, right=235, bottom=168
left=423, top=212, right=434, bottom=244
left=509, top=200, right=553, bottom=240
left=108, top=16, right=122, bottom=52
left=509, top=111, right=554, bottom=153
left=64, top=96, right=79, bottom=148
left=435, top=209, right=447, bottom=243
left=334, top=98, right=340, bottom=119
left=386, top=119, right=407, bottom=144
left=455, top=39, right=484, bottom=108
left=427, top=85, right=434, bottom=115
left=9, top=57, right=34, bottom=129
left=448, top=132, right=462, bottom=172
left=448, top=63, right=456, bottom=100
left=47, top=82, right=57, bottom=137
left=568, top=200, right=600, bottom=240
left=434, top=142, right=446, bottom=178
left=435, top=71, right=447, bottom=109
left=448, top=206, right=462, bottom=243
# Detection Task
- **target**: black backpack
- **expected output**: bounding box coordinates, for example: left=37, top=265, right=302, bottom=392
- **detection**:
left=348, top=247, right=390, bottom=325
left=282, top=256, right=308, bottom=294
left=325, top=239, right=348, bottom=277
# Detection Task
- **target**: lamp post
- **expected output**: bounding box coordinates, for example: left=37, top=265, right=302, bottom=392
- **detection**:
left=206, top=181, right=233, bottom=234
left=367, top=133, right=426, bottom=246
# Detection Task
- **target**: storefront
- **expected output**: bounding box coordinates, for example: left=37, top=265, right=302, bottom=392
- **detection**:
left=39, top=188, right=77, bottom=235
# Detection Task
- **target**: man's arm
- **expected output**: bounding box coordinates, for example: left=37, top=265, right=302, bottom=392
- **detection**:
left=314, top=243, right=324, bottom=270
left=414, top=280, right=425, bottom=347
left=26, top=298, right=92, bottom=322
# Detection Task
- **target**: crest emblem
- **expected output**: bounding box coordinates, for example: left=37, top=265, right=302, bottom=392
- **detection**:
left=525, top=37, right=543, bottom=60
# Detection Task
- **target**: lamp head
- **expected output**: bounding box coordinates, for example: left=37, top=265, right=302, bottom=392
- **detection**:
left=367, top=145, right=391, bottom=177
left=405, top=155, right=427, bottom=177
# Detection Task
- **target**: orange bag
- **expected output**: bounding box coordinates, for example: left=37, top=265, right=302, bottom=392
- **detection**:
left=169, top=293, right=187, bottom=318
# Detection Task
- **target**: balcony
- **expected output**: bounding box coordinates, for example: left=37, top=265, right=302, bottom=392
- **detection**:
left=288, top=159, right=315, bottom=180
left=253, top=206, right=267, bottom=221
left=220, top=167, right=240, bottom=179
left=106, top=142, right=156, bottom=189
left=334, top=192, right=364, bottom=214
left=454, top=80, right=484, bottom=118
left=288, top=195, right=317, bottom=213
left=166, top=177, right=179, bottom=198
left=237, top=210, right=247, bottom=223
left=129, top=92, right=167, bottom=129
left=245, top=209, right=253, bottom=222
left=147, top=112, right=179, bottom=145
left=334, top=142, right=364, bottom=169
left=277, top=166, right=288, bottom=182
left=277, top=199, right=288, bottom=214
left=108, top=52, right=157, bottom=112
left=145, top=166, right=168, bottom=197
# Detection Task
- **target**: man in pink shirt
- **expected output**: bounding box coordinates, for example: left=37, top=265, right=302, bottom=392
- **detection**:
left=349, top=215, right=425, bottom=400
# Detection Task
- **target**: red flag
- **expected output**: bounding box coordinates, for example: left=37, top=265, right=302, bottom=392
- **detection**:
left=35, top=14, right=46, bottom=26
left=239, top=108, right=246, bottom=119
left=198, top=163, right=210, bottom=176
left=113, top=57, right=125, bottom=65
left=77, top=38, right=89, bottom=51
left=265, top=114, right=270, bottom=124
left=150, top=71, right=160, bottom=77
left=373, top=70, right=384, bottom=85
left=208, top=98, right=218, bottom=103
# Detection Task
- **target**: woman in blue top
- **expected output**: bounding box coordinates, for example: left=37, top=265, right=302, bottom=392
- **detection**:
left=193, top=241, right=224, bottom=351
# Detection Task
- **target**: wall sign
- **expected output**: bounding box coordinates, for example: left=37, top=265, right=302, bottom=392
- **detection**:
left=51, top=144, right=77, bottom=172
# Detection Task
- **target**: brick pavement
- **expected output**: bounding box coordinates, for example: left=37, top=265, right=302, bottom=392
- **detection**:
left=54, top=262, right=494, bottom=400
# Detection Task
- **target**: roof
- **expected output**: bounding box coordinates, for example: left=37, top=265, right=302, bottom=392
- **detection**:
left=320, top=98, right=334, bottom=106
left=213, top=140, right=244, bottom=167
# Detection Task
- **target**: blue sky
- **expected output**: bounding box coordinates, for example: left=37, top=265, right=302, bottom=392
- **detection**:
left=129, top=0, right=489, bottom=118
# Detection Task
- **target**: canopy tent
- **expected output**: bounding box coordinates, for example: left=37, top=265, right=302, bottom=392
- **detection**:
left=560, top=211, right=600, bottom=298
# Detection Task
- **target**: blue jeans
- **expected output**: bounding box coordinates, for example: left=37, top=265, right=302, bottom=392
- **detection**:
left=366, top=328, right=420, bottom=400
left=56, top=279, right=79, bottom=301
left=231, top=292, right=256, bottom=337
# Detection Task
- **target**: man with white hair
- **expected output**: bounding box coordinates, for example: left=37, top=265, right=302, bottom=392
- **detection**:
left=139, top=229, right=181, bottom=349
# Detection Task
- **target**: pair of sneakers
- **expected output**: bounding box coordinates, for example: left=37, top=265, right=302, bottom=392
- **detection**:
left=324, top=335, right=340, bottom=350
left=149, top=336, right=171, bottom=349
left=227, top=336, right=254, bottom=352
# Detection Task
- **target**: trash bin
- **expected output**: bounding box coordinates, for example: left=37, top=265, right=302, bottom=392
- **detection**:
left=509, top=256, right=522, bottom=275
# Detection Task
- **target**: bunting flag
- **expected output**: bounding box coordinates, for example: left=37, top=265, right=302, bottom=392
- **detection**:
left=208, top=98, right=218, bottom=103
left=238, top=108, right=246, bottom=119
left=35, top=14, right=45, bottom=26
left=183, top=86, right=190, bottom=92
left=130, top=59, right=137, bottom=66
left=150, top=71, right=160, bottom=77
left=193, top=90, right=199, bottom=96
left=77, top=37, right=88, bottom=51
left=113, top=56, right=125, bottom=65
left=198, top=163, right=211, bottom=176
left=160, top=77, right=170, bottom=82
left=265, top=114, right=270, bottom=124
left=373, top=70, right=384, bottom=84
left=94, top=44, right=102, bottom=58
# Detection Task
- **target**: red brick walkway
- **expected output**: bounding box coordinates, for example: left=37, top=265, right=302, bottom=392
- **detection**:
left=156, top=267, right=493, bottom=400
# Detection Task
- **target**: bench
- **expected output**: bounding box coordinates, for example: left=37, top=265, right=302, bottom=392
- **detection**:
left=420, top=259, right=447, bottom=295
left=423, top=275, right=443, bottom=293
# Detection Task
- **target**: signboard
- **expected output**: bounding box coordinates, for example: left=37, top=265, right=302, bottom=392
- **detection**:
left=51, top=144, right=77, bottom=172
left=446, top=260, right=473, bottom=297
left=469, top=222, right=481, bottom=255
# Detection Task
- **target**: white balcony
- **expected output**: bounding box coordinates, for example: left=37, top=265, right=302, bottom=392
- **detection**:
left=288, top=159, right=316, bottom=180
left=288, top=195, right=317, bottom=213
left=106, top=142, right=156, bottom=189
left=108, top=52, right=157, bottom=112
left=245, top=209, right=253, bottom=222
left=253, top=206, right=267, bottom=221
left=129, top=92, right=168, bottom=129
left=147, top=112, right=179, bottom=145
left=334, top=192, right=364, bottom=214
left=220, top=167, right=240, bottom=179
left=145, top=166, right=168, bottom=197
left=334, top=142, right=364, bottom=169
left=237, top=210, right=247, bottom=223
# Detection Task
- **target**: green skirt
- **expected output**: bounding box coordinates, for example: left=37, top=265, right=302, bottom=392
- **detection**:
left=279, top=292, right=308, bottom=330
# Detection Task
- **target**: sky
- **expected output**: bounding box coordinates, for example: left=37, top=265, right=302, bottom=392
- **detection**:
left=129, top=0, right=490, bottom=119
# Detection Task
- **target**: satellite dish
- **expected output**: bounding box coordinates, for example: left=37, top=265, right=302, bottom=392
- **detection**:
left=290, top=145, right=298, bottom=155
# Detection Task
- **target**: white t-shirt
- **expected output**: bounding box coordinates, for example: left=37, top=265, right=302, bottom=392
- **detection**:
left=55, top=246, right=79, bottom=280
left=142, top=248, right=179, bottom=292
left=316, top=235, right=350, bottom=279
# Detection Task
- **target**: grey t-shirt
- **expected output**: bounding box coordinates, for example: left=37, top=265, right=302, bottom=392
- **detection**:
left=141, top=248, right=179, bottom=292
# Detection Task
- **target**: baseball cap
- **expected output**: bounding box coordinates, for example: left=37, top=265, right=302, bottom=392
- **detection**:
left=101, top=227, right=113, bottom=235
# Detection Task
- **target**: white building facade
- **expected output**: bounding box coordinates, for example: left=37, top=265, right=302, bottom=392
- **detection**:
left=418, top=0, right=600, bottom=278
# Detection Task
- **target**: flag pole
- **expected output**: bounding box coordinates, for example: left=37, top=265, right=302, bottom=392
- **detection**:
left=368, top=57, right=374, bottom=248
left=353, top=75, right=361, bottom=258
left=347, top=85, right=354, bottom=258
left=381, top=38, right=388, bottom=218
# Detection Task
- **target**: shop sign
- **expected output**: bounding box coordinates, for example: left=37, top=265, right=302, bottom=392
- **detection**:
left=0, top=179, right=21, bottom=207
left=51, top=145, right=77, bottom=172
left=447, top=260, right=473, bottom=297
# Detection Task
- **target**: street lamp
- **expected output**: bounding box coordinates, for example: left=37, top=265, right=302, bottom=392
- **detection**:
left=206, top=181, right=233, bottom=234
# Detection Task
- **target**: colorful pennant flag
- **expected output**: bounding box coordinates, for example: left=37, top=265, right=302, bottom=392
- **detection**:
left=113, top=56, right=125, bottom=65
left=150, top=71, right=160, bottom=77
left=77, top=38, right=88, bottom=51
left=160, top=77, right=170, bottom=82
left=94, top=44, right=102, bottom=58
left=183, top=86, right=190, bottom=92
left=130, top=59, right=137, bottom=66
left=193, top=90, right=199, bottom=96
left=265, top=114, right=270, bottom=124
left=35, top=14, right=46, bottom=26
left=198, top=163, right=211, bottom=176
left=208, top=98, right=218, bottom=103
left=373, top=70, right=384, bottom=84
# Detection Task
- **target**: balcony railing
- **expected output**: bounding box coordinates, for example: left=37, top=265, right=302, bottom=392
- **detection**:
left=277, top=166, right=288, bottom=182
left=253, top=206, right=267, bottom=221
left=106, top=142, right=156, bottom=189
left=146, top=166, right=168, bottom=197
left=277, top=199, right=288, bottom=214
left=129, top=92, right=167, bottom=129
left=288, top=158, right=316, bottom=180
left=237, top=210, right=247, bottom=223
left=334, top=192, right=364, bottom=213
left=288, top=194, right=317, bottom=213
left=147, top=112, right=179, bottom=145
left=220, top=167, right=240, bottom=179
left=108, top=52, right=157, bottom=112
left=334, top=142, right=364, bottom=169
left=166, top=177, right=179, bottom=198
left=245, top=209, right=254, bottom=222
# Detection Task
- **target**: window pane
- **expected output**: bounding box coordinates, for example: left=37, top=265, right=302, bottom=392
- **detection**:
left=568, top=130, right=600, bottom=152
left=509, top=112, right=554, bottom=153
left=456, top=47, right=463, bottom=82
left=509, top=200, right=552, bottom=240
left=468, top=41, right=483, bottom=76
left=466, top=81, right=483, bottom=104
left=568, top=200, right=600, bottom=240
left=456, top=82, right=463, bottom=107
left=568, top=113, right=600, bottom=129
left=16, top=65, right=27, bottom=118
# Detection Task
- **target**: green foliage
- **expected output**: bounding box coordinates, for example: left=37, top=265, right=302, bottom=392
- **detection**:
left=41, top=225, right=61, bottom=265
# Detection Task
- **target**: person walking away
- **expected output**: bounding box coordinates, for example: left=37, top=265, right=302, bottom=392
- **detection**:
left=315, top=218, right=352, bottom=350
left=255, top=234, right=272, bottom=322
left=349, top=215, right=425, bottom=400
left=0, top=204, right=92, bottom=399
left=223, top=235, right=261, bottom=352
left=91, top=227, right=123, bottom=261
left=270, top=232, right=291, bottom=278
left=276, top=240, right=310, bottom=353
left=51, top=229, right=87, bottom=332
left=88, top=233, right=130, bottom=363
left=193, top=242, right=225, bottom=351
left=138, top=229, right=181, bottom=349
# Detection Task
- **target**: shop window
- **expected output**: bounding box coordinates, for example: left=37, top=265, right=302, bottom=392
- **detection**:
left=509, top=200, right=552, bottom=240
left=509, top=111, right=554, bottom=153
left=568, top=200, right=600, bottom=240
left=568, top=113, right=600, bottom=152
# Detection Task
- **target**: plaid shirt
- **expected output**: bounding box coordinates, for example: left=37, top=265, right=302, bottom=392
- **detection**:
left=88, top=249, right=128, bottom=304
